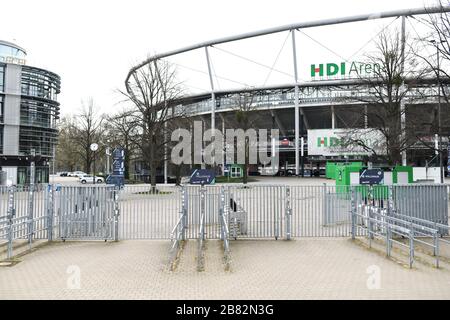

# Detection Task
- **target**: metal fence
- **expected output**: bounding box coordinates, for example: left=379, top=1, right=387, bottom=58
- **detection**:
left=56, top=185, right=117, bottom=240
left=0, top=185, right=50, bottom=259
left=118, top=185, right=181, bottom=239
left=0, top=183, right=449, bottom=260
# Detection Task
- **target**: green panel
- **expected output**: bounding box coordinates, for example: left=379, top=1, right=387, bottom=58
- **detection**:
left=393, top=165, right=413, bottom=184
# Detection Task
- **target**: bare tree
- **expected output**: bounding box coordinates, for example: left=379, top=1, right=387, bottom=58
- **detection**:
left=123, top=60, right=184, bottom=191
left=55, top=116, right=81, bottom=172
left=338, top=30, right=428, bottom=166
left=410, top=1, right=450, bottom=163
left=230, top=91, right=260, bottom=184
left=105, top=108, right=139, bottom=180
left=69, top=99, right=106, bottom=173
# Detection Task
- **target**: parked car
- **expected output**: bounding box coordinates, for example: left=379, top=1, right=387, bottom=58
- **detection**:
left=59, top=172, right=69, bottom=177
left=79, top=175, right=104, bottom=184
left=71, top=171, right=87, bottom=178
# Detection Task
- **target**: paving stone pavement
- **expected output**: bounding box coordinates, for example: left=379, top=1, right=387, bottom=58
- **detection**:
left=1, top=238, right=450, bottom=299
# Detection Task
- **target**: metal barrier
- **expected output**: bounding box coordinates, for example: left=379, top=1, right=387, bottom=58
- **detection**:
left=57, top=185, right=116, bottom=240
left=352, top=193, right=442, bottom=268
left=118, top=185, right=181, bottom=239
left=168, top=188, right=187, bottom=270
left=196, top=186, right=206, bottom=271
left=0, top=183, right=448, bottom=262
left=0, top=185, right=49, bottom=259
left=219, top=186, right=231, bottom=268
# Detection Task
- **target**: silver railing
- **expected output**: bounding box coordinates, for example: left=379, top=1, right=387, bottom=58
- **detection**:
left=197, top=186, right=206, bottom=271
left=219, top=187, right=231, bottom=269
left=168, top=187, right=187, bottom=270
left=0, top=185, right=50, bottom=260
left=352, top=202, right=441, bottom=268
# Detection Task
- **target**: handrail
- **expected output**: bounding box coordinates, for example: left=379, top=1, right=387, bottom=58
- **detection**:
left=197, top=209, right=206, bottom=271
left=354, top=204, right=441, bottom=268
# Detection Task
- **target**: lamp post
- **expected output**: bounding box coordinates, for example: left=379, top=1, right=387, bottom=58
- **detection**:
left=90, top=143, right=99, bottom=185
left=430, top=39, right=444, bottom=183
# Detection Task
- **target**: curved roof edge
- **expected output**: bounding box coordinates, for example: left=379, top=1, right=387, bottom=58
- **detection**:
left=126, top=5, right=450, bottom=86
left=0, top=40, right=27, bottom=55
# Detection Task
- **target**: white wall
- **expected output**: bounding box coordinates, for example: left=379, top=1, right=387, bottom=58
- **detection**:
left=2, top=167, right=17, bottom=185
left=413, top=167, right=440, bottom=183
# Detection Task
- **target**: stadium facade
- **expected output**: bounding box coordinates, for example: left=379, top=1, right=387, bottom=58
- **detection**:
left=0, top=40, right=61, bottom=184
left=127, top=6, right=450, bottom=178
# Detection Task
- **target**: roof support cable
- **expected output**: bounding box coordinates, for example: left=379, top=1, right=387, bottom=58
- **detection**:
left=263, top=31, right=291, bottom=86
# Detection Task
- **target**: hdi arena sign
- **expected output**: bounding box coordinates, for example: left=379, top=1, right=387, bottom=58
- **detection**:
left=307, top=129, right=386, bottom=156
left=310, top=62, right=381, bottom=78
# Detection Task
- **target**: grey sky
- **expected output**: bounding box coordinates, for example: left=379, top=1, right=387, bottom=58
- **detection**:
left=0, top=0, right=436, bottom=116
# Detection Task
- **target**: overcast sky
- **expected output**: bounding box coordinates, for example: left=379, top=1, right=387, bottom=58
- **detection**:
left=0, top=0, right=438, bottom=116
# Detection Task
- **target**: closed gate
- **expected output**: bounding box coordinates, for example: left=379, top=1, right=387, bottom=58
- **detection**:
left=56, top=186, right=117, bottom=240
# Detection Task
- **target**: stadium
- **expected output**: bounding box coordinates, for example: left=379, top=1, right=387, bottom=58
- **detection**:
left=126, top=6, right=450, bottom=179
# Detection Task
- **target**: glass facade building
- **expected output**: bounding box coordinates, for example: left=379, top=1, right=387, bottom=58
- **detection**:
left=0, top=40, right=60, bottom=185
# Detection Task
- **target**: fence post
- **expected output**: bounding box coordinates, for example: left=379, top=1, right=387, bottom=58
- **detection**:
left=180, top=186, right=186, bottom=241
left=285, top=186, right=292, bottom=240
left=200, top=185, right=206, bottom=241
left=219, top=186, right=225, bottom=241
left=409, top=228, right=414, bottom=269
left=351, top=186, right=356, bottom=240
left=47, top=184, right=54, bottom=241
left=6, top=186, right=15, bottom=260
left=27, top=183, right=35, bottom=249
left=113, top=187, right=120, bottom=242
left=434, top=231, right=440, bottom=268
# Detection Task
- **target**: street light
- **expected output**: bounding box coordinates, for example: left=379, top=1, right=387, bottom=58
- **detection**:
left=90, top=143, right=99, bottom=185
left=430, top=39, right=444, bottom=183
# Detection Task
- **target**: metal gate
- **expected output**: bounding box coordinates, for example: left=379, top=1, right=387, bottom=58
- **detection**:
left=56, top=186, right=117, bottom=240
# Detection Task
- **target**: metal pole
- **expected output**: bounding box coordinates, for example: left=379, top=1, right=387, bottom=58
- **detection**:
left=7, top=186, right=15, bottom=259
left=28, top=150, right=35, bottom=248
left=437, top=45, right=444, bottom=183
left=93, top=151, right=96, bottom=185
left=331, top=105, right=335, bottom=129
left=351, top=186, right=356, bottom=240
left=205, top=46, right=216, bottom=168
left=52, top=143, right=55, bottom=185
left=113, top=187, right=120, bottom=241
left=400, top=15, right=407, bottom=166
left=47, top=184, right=54, bottom=241
left=285, top=186, right=291, bottom=240
left=164, top=121, right=168, bottom=184
left=292, top=30, right=300, bottom=177
left=106, top=146, right=110, bottom=176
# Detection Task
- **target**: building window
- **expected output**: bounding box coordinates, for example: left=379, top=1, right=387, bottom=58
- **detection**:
left=17, top=166, right=49, bottom=185
left=0, top=64, right=4, bottom=92
left=0, top=95, right=3, bottom=123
